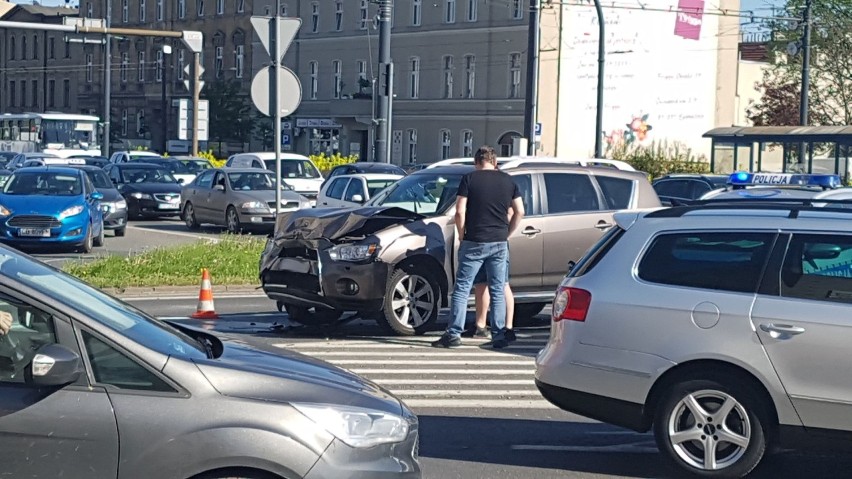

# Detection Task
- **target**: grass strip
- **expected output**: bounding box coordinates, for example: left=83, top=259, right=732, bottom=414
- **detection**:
left=63, top=235, right=266, bottom=288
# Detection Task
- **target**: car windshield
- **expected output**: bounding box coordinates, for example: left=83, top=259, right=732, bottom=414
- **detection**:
left=86, top=170, right=113, bottom=189
left=181, top=159, right=211, bottom=173
left=3, top=171, right=82, bottom=196
left=228, top=171, right=275, bottom=191
left=263, top=159, right=321, bottom=179
left=367, top=179, right=398, bottom=196
left=373, top=173, right=462, bottom=216
left=0, top=249, right=206, bottom=358
left=122, top=167, right=178, bottom=184
left=362, top=164, right=406, bottom=175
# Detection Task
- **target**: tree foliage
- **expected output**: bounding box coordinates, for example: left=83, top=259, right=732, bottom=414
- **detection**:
left=749, top=0, right=852, bottom=125
left=203, top=80, right=255, bottom=144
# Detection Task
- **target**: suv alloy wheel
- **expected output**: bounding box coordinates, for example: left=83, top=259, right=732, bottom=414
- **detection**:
left=381, top=267, right=440, bottom=336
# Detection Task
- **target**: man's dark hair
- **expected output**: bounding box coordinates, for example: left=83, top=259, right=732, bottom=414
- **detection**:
left=474, top=146, right=497, bottom=165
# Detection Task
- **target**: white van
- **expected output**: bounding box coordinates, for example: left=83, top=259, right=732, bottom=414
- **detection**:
left=225, top=152, right=323, bottom=205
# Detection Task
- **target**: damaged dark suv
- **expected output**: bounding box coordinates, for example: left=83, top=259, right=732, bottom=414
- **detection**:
left=260, top=164, right=661, bottom=335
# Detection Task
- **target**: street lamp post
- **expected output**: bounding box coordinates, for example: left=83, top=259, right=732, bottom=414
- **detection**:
left=160, top=44, right=172, bottom=153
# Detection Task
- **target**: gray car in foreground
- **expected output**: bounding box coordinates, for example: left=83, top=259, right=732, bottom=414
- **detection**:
left=181, top=167, right=312, bottom=233
left=537, top=199, right=852, bottom=478
left=0, top=245, right=419, bottom=478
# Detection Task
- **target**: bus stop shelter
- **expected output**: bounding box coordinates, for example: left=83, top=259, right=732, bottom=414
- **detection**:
left=703, top=126, right=852, bottom=179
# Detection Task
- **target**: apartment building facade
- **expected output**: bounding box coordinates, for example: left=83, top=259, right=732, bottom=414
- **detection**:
left=0, top=5, right=90, bottom=116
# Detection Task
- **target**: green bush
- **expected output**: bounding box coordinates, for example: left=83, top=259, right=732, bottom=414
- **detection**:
left=609, top=141, right=711, bottom=179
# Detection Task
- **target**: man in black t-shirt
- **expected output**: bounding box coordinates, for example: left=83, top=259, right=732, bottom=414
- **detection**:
left=432, top=146, right=524, bottom=349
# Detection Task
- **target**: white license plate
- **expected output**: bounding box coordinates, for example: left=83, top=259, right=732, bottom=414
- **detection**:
left=157, top=203, right=179, bottom=210
left=19, top=228, right=50, bottom=237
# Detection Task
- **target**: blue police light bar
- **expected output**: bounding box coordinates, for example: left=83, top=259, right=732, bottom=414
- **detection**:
left=728, top=172, right=841, bottom=188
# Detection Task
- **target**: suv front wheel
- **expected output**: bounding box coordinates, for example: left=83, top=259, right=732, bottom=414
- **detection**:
left=653, top=377, right=770, bottom=478
left=380, top=267, right=440, bottom=336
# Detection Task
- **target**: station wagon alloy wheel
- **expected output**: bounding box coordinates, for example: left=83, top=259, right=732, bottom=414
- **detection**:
left=667, top=390, right=751, bottom=471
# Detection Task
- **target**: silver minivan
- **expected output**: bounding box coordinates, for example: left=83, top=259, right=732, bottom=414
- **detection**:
left=537, top=200, right=852, bottom=478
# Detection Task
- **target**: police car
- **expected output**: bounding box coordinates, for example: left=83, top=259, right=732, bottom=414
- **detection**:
left=698, top=172, right=849, bottom=202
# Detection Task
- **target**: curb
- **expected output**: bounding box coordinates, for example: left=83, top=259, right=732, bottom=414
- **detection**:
left=106, top=284, right=264, bottom=298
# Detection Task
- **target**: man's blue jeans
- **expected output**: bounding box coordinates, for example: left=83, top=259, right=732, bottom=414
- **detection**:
left=446, top=240, right=509, bottom=340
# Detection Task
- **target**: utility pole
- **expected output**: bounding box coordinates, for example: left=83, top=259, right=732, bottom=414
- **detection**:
left=523, top=0, right=540, bottom=156
left=374, top=0, right=393, bottom=163
left=191, top=51, right=201, bottom=156
left=798, top=0, right=812, bottom=168
left=593, top=0, right=605, bottom=159
left=273, top=1, right=282, bottom=214
left=160, top=44, right=171, bottom=153
left=102, top=0, right=111, bottom=157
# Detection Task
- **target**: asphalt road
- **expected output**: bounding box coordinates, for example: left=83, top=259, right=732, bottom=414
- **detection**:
left=23, top=218, right=245, bottom=268
left=125, top=295, right=852, bottom=479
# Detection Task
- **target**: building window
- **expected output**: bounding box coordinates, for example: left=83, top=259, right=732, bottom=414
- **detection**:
left=215, top=47, right=223, bottom=78
left=121, top=109, right=128, bottom=136
left=20, top=82, right=26, bottom=108
left=466, top=0, right=477, bottom=21
left=281, top=3, right=288, bottom=15
left=359, top=0, right=369, bottom=29
left=137, top=110, right=146, bottom=135
left=31, top=80, right=38, bottom=108
left=461, top=129, right=473, bottom=156
left=157, top=0, right=163, bottom=20
left=406, top=129, right=417, bottom=163
left=197, top=0, right=204, bottom=16
left=332, top=60, right=342, bottom=99
left=86, top=2, right=93, bottom=18
left=464, top=55, right=475, bottom=98
left=440, top=130, right=451, bottom=160
left=121, top=53, right=129, bottom=82
left=8, top=37, right=14, bottom=60
left=445, top=0, right=456, bottom=23
left=217, top=0, right=224, bottom=15
left=63, top=80, right=71, bottom=108
left=177, top=49, right=185, bottom=79
left=442, top=55, right=453, bottom=99
left=511, top=0, right=523, bottom=19
left=86, top=53, right=94, bottom=82
left=235, top=45, right=244, bottom=78
left=412, top=0, right=421, bottom=26
left=138, top=51, right=146, bottom=82
left=509, top=53, right=521, bottom=98
left=48, top=37, right=55, bottom=59
left=335, top=1, right=343, bottom=31
left=64, top=40, right=70, bottom=58
left=20, top=35, right=26, bottom=60
left=237, top=0, right=245, bottom=13
left=311, top=3, right=319, bottom=32
left=32, top=35, right=38, bottom=60
left=8, top=81, right=15, bottom=107
left=357, top=60, right=367, bottom=83
left=178, top=0, right=186, bottom=18
left=122, top=0, right=129, bottom=22
left=156, top=50, right=164, bottom=82
left=48, top=80, right=56, bottom=108
left=309, top=61, right=318, bottom=100
left=409, top=57, right=420, bottom=99
left=140, top=0, right=146, bottom=22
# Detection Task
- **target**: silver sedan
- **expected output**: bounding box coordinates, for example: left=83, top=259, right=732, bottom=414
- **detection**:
left=180, top=167, right=312, bottom=233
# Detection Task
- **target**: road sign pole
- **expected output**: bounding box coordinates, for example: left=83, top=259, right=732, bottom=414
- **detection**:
left=192, top=51, right=201, bottom=156
left=273, top=4, right=282, bottom=216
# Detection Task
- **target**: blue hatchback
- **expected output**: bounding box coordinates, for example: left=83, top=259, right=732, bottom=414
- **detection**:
left=0, top=167, right=105, bottom=252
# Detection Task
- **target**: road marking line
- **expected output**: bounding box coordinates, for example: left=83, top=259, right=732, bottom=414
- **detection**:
left=273, top=340, right=547, bottom=348
left=127, top=225, right=221, bottom=242
left=329, top=359, right=534, bottom=366
left=348, top=369, right=533, bottom=375
left=405, top=399, right=555, bottom=409
left=305, top=351, right=536, bottom=357
left=374, top=379, right=534, bottom=385
left=391, top=389, right=538, bottom=396
left=510, top=444, right=658, bottom=454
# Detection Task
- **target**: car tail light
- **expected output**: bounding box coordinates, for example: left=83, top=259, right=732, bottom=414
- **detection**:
left=552, top=287, right=592, bottom=322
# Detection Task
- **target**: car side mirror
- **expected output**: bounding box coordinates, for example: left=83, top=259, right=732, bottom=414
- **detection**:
left=90, top=191, right=104, bottom=201
left=351, top=194, right=364, bottom=203
left=30, top=343, right=84, bottom=387
left=177, top=178, right=185, bottom=185
left=214, top=184, right=225, bottom=191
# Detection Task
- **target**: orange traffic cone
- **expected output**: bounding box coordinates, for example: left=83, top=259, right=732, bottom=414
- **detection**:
left=191, top=268, right=219, bottom=319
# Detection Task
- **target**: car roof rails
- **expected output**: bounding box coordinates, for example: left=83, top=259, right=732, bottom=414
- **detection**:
left=646, top=197, right=852, bottom=219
